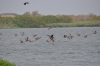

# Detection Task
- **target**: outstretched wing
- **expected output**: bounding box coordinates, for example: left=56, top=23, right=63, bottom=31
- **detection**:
left=24, top=2, right=29, bottom=5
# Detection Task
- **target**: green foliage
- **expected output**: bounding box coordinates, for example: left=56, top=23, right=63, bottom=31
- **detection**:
left=11, top=15, right=72, bottom=28
left=0, top=13, right=100, bottom=28
left=46, top=21, right=100, bottom=27
left=0, top=58, right=16, bottom=66
left=0, top=17, right=17, bottom=28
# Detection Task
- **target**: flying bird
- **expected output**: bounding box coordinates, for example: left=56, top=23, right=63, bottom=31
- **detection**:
left=24, top=2, right=29, bottom=5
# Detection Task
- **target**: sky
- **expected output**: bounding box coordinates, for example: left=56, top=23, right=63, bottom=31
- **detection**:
left=0, top=0, right=100, bottom=15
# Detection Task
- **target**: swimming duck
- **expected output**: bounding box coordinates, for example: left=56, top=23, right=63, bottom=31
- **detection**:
left=46, top=40, right=50, bottom=42
left=28, top=40, right=32, bottom=42
left=35, top=37, right=41, bottom=40
left=77, top=33, right=80, bottom=36
left=64, top=35, right=67, bottom=38
left=20, top=40, right=23, bottom=43
left=69, top=34, right=74, bottom=39
left=20, top=32, right=24, bottom=36
left=14, top=34, right=17, bottom=36
left=93, top=31, right=97, bottom=34
left=25, top=37, right=29, bottom=42
left=33, top=34, right=37, bottom=37
left=84, top=35, right=87, bottom=38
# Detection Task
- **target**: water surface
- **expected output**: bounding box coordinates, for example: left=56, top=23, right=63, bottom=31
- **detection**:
left=0, top=27, right=100, bottom=66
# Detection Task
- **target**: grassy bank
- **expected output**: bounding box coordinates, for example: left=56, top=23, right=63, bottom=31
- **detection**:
left=0, top=58, right=16, bottom=66
left=46, top=21, right=100, bottom=27
left=0, top=21, right=100, bottom=29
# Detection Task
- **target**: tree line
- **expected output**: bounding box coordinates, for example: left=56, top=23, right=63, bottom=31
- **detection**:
left=0, top=11, right=100, bottom=28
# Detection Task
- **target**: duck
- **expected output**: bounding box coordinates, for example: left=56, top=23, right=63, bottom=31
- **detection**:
left=64, top=35, right=67, bottom=38
left=14, top=33, right=17, bottom=36
left=20, top=32, right=24, bottom=36
left=28, top=40, right=32, bottom=42
left=69, top=34, right=74, bottom=39
left=35, top=37, right=41, bottom=41
left=84, top=35, right=87, bottom=38
left=47, top=35, right=51, bottom=39
left=33, top=34, right=37, bottom=37
left=77, top=33, right=80, bottom=36
left=46, top=40, right=50, bottom=42
left=25, top=37, right=29, bottom=42
left=93, top=31, right=97, bottom=34
left=47, top=34, right=55, bottom=42
left=20, top=40, right=23, bottom=43
left=51, top=39, right=55, bottom=42
left=48, top=35, right=54, bottom=40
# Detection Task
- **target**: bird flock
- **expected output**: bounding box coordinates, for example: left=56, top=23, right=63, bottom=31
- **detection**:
left=0, top=29, right=97, bottom=44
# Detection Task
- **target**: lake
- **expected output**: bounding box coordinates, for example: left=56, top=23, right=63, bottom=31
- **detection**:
left=0, top=27, right=100, bottom=66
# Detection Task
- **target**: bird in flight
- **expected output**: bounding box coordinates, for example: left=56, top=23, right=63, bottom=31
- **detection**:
left=24, top=2, right=29, bottom=5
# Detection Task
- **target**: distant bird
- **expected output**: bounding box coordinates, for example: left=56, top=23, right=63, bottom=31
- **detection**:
left=14, top=33, right=17, bottom=36
left=24, top=2, right=29, bottom=5
left=0, top=33, right=2, bottom=35
left=25, top=37, right=29, bottom=42
left=49, top=35, right=54, bottom=40
left=34, top=37, right=41, bottom=41
left=64, top=35, right=67, bottom=38
left=69, top=34, right=74, bottom=39
left=48, top=27, right=52, bottom=30
left=20, top=32, right=24, bottom=36
left=84, top=35, right=87, bottom=38
left=46, top=40, right=50, bottom=42
left=33, top=34, right=37, bottom=37
left=47, top=34, right=55, bottom=42
left=93, top=31, right=97, bottom=34
left=20, top=40, right=23, bottom=43
left=77, top=33, right=80, bottom=36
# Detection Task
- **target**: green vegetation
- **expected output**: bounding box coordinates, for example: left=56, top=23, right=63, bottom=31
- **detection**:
left=0, top=11, right=100, bottom=28
left=0, top=58, right=16, bottom=66
left=47, top=21, right=100, bottom=27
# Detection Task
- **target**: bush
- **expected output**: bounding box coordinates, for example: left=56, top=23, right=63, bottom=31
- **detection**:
left=0, top=58, right=16, bottom=66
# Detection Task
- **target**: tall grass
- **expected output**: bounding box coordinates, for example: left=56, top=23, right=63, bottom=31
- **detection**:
left=0, top=58, right=16, bottom=66
left=46, top=21, right=100, bottom=27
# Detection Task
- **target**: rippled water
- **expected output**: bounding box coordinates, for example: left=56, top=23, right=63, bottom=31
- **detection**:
left=0, top=27, right=100, bottom=66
